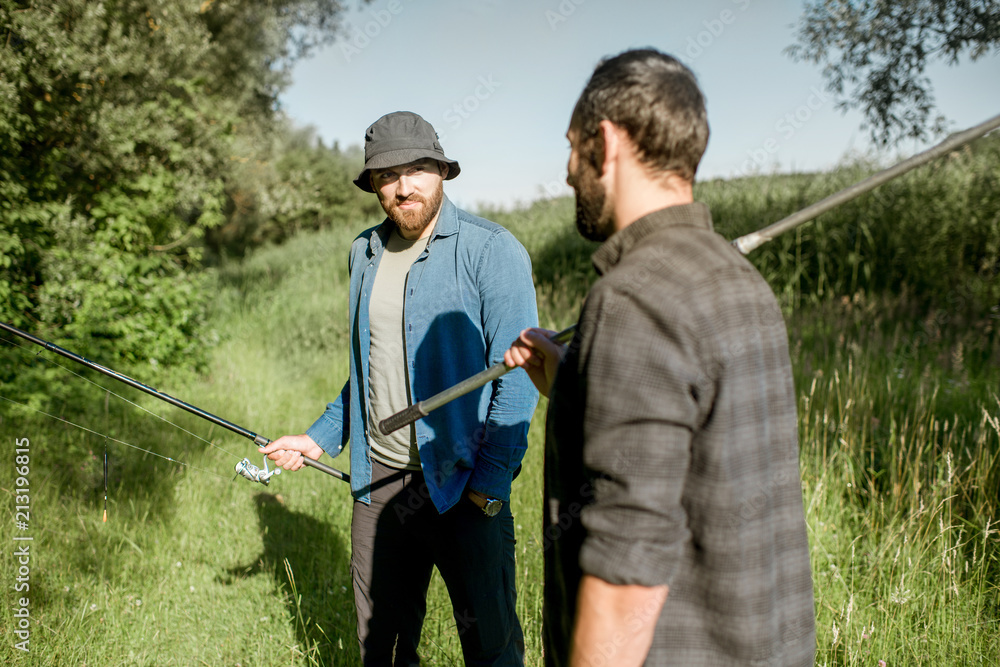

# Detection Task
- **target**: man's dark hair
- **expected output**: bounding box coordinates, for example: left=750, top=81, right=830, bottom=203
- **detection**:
left=571, top=49, right=709, bottom=182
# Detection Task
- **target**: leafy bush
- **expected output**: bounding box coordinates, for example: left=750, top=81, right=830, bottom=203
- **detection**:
left=205, top=127, right=383, bottom=259
left=0, top=0, right=354, bottom=404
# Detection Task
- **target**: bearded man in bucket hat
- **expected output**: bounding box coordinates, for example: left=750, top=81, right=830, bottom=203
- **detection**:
left=262, top=111, right=538, bottom=666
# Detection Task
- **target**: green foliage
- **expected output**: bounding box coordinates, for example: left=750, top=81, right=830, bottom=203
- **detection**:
left=269, top=130, right=383, bottom=240
left=4, top=152, right=1000, bottom=662
left=706, top=132, right=1000, bottom=321
left=489, top=133, right=1000, bottom=333
left=793, top=297, right=1000, bottom=664
left=206, top=126, right=383, bottom=258
left=787, top=0, right=1000, bottom=146
left=0, top=0, right=357, bottom=405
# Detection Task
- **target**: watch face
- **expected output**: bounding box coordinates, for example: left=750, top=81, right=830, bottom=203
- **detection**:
left=483, top=499, right=502, bottom=517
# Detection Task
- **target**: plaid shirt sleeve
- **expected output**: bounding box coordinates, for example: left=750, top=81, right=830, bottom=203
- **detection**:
left=575, top=279, right=705, bottom=588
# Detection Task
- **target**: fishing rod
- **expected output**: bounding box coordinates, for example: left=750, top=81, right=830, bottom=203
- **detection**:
left=0, top=321, right=350, bottom=485
left=733, top=112, right=1000, bottom=254
left=379, top=111, right=1000, bottom=436
left=377, top=325, right=578, bottom=436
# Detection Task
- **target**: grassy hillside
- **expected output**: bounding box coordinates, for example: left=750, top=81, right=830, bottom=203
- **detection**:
left=2, top=142, right=999, bottom=664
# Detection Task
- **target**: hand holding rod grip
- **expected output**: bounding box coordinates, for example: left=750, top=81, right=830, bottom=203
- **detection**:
left=253, top=434, right=350, bottom=482
left=378, top=326, right=577, bottom=435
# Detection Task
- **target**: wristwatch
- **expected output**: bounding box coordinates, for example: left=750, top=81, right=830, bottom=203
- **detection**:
left=467, top=490, right=503, bottom=517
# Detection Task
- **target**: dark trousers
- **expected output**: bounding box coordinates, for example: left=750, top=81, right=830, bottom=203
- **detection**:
left=351, top=459, right=524, bottom=667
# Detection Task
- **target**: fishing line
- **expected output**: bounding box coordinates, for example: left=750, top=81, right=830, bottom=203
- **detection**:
left=0, top=334, right=244, bottom=460
left=0, top=393, right=229, bottom=480
left=0, top=321, right=350, bottom=483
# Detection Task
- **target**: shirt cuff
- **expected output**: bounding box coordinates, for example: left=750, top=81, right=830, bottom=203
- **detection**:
left=467, top=454, right=516, bottom=502
left=305, top=411, right=346, bottom=459
left=578, top=530, right=687, bottom=589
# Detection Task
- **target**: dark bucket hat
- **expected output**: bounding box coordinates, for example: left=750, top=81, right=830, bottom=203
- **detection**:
left=354, top=111, right=461, bottom=192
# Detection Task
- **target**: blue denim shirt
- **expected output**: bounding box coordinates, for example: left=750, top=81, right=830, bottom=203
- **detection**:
left=306, top=197, right=539, bottom=512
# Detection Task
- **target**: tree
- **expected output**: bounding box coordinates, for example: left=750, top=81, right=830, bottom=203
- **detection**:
left=786, top=0, right=1000, bottom=146
left=0, top=0, right=356, bottom=382
left=203, top=124, right=383, bottom=258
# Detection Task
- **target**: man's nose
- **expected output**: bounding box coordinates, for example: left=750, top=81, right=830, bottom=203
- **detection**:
left=396, top=174, right=414, bottom=197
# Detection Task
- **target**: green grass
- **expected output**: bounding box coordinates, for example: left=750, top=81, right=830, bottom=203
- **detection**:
left=3, top=145, right=1000, bottom=664
left=793, top=303, right=1000, bottom=665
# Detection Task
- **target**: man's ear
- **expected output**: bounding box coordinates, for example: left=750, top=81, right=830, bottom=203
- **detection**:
left=438, top=161, right=449, bottom=180
left=598, top=119, right=621, bottom=179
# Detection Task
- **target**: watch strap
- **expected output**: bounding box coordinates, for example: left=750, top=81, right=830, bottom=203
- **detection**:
left=467, top=490, right=503, bottom=516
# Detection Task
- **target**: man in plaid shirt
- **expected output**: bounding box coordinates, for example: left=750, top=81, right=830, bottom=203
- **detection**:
left=506, top=49, right=815, bottom=666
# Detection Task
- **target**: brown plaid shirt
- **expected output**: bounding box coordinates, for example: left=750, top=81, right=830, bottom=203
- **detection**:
left=543, top=203, right=815, bottom=666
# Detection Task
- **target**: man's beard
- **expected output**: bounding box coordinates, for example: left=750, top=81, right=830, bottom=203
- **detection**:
left=570, top=160, right=614, bottom=242
left=381, top=181, right=445, bottom=236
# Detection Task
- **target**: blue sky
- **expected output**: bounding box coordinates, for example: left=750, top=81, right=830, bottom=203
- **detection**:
left=279, top=0, right=1000, bottom=210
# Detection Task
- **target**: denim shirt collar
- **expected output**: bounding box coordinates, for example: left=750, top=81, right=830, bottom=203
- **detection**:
left=367, top=195, right=461, bottom=257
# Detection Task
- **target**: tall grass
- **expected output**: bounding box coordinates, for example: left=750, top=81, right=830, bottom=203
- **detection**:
left=2, top=138, right=999, bottom=664
left=793, top=298, right=1000, bottom=665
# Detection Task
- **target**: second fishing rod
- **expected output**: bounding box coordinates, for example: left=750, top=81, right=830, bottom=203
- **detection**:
left=378, top=111, right=1000, bottom=435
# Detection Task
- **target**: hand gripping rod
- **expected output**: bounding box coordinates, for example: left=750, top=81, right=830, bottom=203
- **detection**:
left=379, top=325, right=577, bottom=435
left=0, top=321, right=349, bottom=483
left=379, top=112, right=1000, bottom=435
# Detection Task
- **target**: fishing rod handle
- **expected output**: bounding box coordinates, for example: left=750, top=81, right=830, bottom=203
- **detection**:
left=303, top=457, right=350, bottom=482
left=378, top=403, right=428, bottom=436
left=378, top=325, right=577, bottom=435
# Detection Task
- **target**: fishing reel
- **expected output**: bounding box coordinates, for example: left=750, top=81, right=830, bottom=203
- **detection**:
left=234, top=456, right=281, bottom=486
